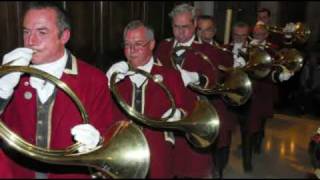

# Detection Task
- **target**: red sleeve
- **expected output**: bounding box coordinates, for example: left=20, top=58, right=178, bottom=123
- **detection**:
left=86, top=75, right=115, bottom=135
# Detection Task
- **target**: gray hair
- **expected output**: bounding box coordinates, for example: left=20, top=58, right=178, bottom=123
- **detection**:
left=123, top=20, right=154, bottom=41
left=25, top=2, right=71, bottom=37
left=169, top=3, right=196, bottom=21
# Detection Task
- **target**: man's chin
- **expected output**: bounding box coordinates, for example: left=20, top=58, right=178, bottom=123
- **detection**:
left=177, top=39, right=189, bottom=43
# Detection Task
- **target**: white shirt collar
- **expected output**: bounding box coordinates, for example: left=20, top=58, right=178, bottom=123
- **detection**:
left=30, top=48, right=68, bottom=79
left=136, top=56, right=154, bottom=73
left=174, top=35, right=195, bottom=47
left=234, top=42, right=244, bottom=48
left=29, top=49, right=68, bottom=104
left=197, top=37, right=214, bottom=45
left=129, top=56, right=154, bottom=88
left=250, top=39, right=266, bottom=46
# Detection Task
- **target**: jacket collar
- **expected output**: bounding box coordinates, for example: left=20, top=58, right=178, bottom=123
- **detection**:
left=63, top=49, right=78, bottom=75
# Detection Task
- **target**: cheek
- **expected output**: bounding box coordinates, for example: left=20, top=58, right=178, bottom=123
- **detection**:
left=186, top=29, right=194, bottom=36
left=124, top=49, right=130, bottom=57
left=204, top=32, right=211, bottom=37
left=173, top=29, right=179, bottom=36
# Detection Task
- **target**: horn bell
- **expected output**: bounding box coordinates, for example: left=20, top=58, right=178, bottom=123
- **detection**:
left=0, top=120, right=150, bottom=179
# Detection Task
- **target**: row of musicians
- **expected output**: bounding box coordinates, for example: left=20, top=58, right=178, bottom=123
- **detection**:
left=0, top=3, right=295, bottom=179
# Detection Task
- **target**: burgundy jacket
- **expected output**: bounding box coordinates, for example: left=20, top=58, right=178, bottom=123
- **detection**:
left=156, top=38, right=237, bottom=149
left=0, top=54, right=114, bottom=178
left=111, top=62, right=197, bottom=178
left=224, top=41, right=279, bottom=133
left=155, top=39, right=227, bottom=177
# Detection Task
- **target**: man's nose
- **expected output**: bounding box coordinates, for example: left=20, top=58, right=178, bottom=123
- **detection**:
left=25, top=33, right=38, bottom=46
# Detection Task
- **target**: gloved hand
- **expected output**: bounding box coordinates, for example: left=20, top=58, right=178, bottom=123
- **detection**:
left=176, top=65, right=199, bottom=87
left=233, top=55, right=246, bottom=68
left=71, top=124, right=101, bottom=153
left=283, top=23, right=296, bottom=39
left=283, top=23, right=296, bottom=33
left=317, top=127, right=320, bottom=135
left=250, top=39, right=260, bottom=46
left=0, top=48, right=33, bottom=99
left=106, top=61, right=130, bottom=87
left=278, top=65, right=293, bottom=82
left=162, top=108, right=182, bottom=145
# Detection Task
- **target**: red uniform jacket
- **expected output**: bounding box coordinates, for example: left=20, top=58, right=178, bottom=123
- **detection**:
left=224, top=41, right=279, bottom=133
left=0, top=55, right=114, bottom=178
left=111, top=63, right=197, bottom=178
left=156, top=38, right=236, bottom=148
left=202, top=41, right=237, bottom=148
left=155, top=38, right=221, bottom=88
left=156, top=39, right=227, bottom=177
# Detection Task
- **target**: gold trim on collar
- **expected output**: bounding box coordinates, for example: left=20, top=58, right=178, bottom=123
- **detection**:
left=64, top=54, right=78, bottom=75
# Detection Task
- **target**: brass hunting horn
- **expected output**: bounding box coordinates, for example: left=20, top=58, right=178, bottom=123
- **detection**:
left=273, top=48, right=304, bottom=74
left=0, top=65, right=150, bottom=178
left=219, top=46, right=273, bottom=79
left=264, top=22, right=311, bottom=44
left=171, top=46, right=252, bottom=106
left=110, top=66, right=220, bottom=148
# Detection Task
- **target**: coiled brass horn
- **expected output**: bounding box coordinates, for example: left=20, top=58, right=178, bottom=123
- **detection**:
left=273, top=48, right=304, bottom=73
left=0, top=66, right=150, bottom=178
left=110, top=67, right=220, bottom=148
left=264, top=22, right=311, bottom=44
left=219, top=46, right=273, bottom=79
left=210, top=41, right=247, bottom=59
left=171, top=46, right=252, bottom=106
left=243, top=44, right=304, bottom=74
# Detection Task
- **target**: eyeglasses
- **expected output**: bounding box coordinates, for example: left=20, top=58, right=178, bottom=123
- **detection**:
left=197, top=27, right=215, bottom=34
left=123, top=40, right=151, bottom=49
left=173, top=24, right=194, bottom=31
left=233, top=33, right=248, bottom=38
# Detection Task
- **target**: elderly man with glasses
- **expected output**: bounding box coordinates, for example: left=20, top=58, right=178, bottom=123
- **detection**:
left=106, top=20, right=198, bottom=178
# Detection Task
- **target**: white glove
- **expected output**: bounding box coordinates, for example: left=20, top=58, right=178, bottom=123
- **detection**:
left=283, top=23, right=296, bottom=38
left=0, top=48, right=33, bottom=99
left=71, top=124, right=101, bottom=153
left=106, top=61, right=129, bottom=87
left=176, top=65, right=199, bottom=87
left=278, top=65, right=293, bottom=82
left=233, top=55, right=246, bottom=68
left=162, top=108, right=182, bottom=145
left=250, top=39, right=260, bottom=46
left=283, top=23, right=296, bottom=33
left=315, top=168, right=320, bottom=179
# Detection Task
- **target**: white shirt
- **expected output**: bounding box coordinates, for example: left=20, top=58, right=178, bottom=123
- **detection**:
left=30, top=49, right=68, bottom=104
left=129, top=56, right=154, bottom=88
left=198, top=38, right=214, bottom=46
left=232, top=43, right=247, bottom=68
left=232, top=42, right=247, bottom=55
left=174, top=35, right=195, bottom=56
left=250, top=39, right=267, bottom=47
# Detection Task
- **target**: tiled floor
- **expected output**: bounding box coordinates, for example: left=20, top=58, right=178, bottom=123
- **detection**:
left=223, top=113, right=320, bottom=179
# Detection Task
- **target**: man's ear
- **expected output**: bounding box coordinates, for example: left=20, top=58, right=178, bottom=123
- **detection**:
left=150, top=40, right=156, bottom=51
left=193, top=18, right=197, bottom=27
left=60, top=29, right=71, bottom=45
